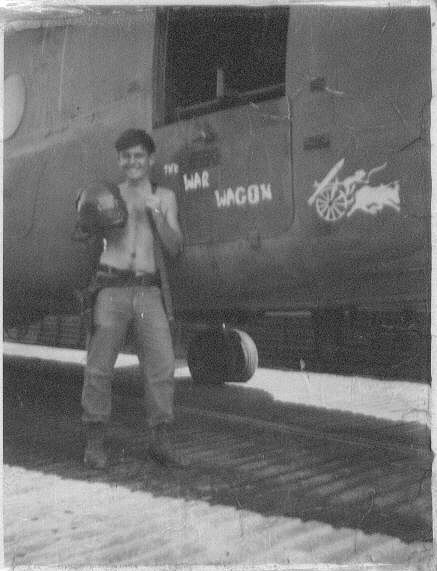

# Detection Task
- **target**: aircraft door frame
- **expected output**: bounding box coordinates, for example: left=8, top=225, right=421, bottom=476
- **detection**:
left=152, top=6, right=293, bottom=248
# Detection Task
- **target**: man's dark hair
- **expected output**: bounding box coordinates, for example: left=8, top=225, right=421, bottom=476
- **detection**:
left=115, top=129, right=156, bottom=155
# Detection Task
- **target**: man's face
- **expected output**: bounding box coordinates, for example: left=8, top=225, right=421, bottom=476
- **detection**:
left=117, top=144, right=153, bottom=182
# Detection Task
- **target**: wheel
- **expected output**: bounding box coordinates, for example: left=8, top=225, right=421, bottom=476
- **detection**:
left=315, top=185, right=348, bottom=222
left=187, top=327, right=258, bottom=384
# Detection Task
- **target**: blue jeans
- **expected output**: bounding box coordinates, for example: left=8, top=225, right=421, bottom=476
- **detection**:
left=82, top=286, right=175, bottom=427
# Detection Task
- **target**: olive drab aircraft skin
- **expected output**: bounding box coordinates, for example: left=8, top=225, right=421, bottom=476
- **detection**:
left=4, top=6, right=431, bottom=359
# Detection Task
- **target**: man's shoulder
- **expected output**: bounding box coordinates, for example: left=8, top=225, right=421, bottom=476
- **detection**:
left=154, top=184, right=176, bottom=200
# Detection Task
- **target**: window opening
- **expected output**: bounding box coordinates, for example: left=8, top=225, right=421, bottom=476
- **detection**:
left=160, top=6, right=288, bottom=124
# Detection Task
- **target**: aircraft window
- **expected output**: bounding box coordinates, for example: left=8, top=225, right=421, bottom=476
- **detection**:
left=158, top=7, right=288, bottom=124
left=4, top=73, right=26, bottom=140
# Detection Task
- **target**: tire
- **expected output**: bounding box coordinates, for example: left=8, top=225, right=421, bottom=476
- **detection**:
left=187, top=327, right=258, bottom=384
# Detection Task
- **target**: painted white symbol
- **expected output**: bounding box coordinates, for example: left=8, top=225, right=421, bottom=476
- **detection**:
left=346, top=182, right=400, bottom=217
left=308, top=159, right=400, bottom=222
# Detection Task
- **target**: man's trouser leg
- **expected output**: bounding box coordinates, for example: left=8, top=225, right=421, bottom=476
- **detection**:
left=82, top=287, right=131, bottom=467
left=133, top=286, right=186, bottom=466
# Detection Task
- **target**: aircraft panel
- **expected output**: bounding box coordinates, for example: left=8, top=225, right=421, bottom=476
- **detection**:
left=154, top=97, right=293, bottom=246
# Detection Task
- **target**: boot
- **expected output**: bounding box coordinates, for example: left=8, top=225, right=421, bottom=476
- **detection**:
left=84, top=422, right=108, bottom=469
left=149, top=423, right=188, bottom=467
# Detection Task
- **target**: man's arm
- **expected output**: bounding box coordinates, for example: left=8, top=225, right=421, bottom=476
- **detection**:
left=150, top=190, right=183, bottom=257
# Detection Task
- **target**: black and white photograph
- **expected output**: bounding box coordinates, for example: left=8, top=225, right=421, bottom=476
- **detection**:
left=3, top=1, right=435, bottom=568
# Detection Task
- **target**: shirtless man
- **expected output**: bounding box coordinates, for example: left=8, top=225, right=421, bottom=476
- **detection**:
left=81, top=128, right=184, bottom=469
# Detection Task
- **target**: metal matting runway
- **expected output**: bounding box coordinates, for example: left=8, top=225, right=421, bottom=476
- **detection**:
left=3, top=345, right=433, bottom=568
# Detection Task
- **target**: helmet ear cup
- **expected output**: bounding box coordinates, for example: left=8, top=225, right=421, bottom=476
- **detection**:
left=76, top=181, right=127, bottom=234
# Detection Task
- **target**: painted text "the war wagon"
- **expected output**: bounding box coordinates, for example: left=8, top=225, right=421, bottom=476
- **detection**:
left=214, top=184, right=272, bottom=208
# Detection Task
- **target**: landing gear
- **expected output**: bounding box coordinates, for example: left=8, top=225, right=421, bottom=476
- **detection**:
left=187, top=327, right=258, bottom=384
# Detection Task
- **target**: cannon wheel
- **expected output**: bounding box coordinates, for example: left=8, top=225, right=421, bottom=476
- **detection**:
left=187, top=327, right=258, bottom=385
left=315, top=185, right=348, bottom=222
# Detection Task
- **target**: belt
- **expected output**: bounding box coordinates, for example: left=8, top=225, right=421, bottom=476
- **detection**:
left=96, top=264, right=161, bottom=287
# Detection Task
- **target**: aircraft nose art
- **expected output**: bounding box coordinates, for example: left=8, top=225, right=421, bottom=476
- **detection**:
left=156, top=97, right=293, bottom=246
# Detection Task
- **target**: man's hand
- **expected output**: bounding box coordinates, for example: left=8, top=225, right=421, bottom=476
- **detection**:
left=147, top=188, right=183, bottom=257
left=144, top=193, right=162, bottom=215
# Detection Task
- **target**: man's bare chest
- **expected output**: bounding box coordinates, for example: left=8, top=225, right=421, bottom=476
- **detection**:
left=122, top=191, right=150, bottom=226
